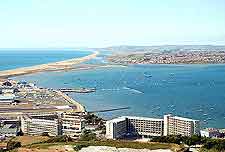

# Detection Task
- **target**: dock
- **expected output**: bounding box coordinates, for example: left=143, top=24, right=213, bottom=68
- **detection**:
left=59, top=88, right=96, bottom=93
left=89, top=107, right=130, bottom=113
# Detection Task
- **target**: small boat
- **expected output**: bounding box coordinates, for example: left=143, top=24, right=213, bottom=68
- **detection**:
left=144, top=72, right=152, bottom=78
left=196, top=109, right=203, bottom=112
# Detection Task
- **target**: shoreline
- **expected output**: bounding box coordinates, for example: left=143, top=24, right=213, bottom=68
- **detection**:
left=0, top=51, right=99, bottom=78
left=0, top=51, right=99, bottom=113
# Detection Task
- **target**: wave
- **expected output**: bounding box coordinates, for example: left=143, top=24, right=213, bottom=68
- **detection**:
left=100, top=87, right=144, bottom=94
left=122, top=86, right=144, bottom=94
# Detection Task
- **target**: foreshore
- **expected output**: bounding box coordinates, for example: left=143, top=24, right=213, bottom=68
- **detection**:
left=0, top=51, right=99, bottom=78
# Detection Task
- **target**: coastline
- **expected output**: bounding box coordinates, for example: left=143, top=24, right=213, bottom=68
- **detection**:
left=56, top=90, right=86, bottom=112
left=0, top=51, right=99, bottom=78
left=0, top=51, right=99, bottom=113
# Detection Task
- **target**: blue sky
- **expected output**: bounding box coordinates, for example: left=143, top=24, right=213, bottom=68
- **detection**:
left=0, top=0, right=224, bottom=48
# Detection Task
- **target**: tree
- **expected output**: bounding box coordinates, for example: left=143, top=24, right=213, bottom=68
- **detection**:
left=80, top=130, right=97, bottom=141
left=7, top=141, right=21, bottom=150
left=41, top=132, right=49, bottom=136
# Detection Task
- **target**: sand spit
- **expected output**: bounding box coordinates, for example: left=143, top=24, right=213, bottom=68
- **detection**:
left=0, top=51, right=99, bottom=78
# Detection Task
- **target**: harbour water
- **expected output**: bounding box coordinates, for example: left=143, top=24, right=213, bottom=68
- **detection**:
left=1, top=50, right=225, bottom=128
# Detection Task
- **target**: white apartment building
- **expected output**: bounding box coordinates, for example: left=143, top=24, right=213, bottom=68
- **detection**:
left=0, top=119, right=20, bottom=137
left=164, top=114, right=200, bottom=137
left=106, top=114, right=200, bottom=139
left=21, top=114, right=61, bottom=136
left=61, top=113, right=85, bottom=137
left=106, top=116, right=164, bottom=139
left=126, top=116, right=164, bottom=137
left=106, top=117, right=127, bottom=139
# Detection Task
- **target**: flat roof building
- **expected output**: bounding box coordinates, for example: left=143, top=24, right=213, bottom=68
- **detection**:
left=61, top=113, right=85, bottom=138
left=0, top=95, right=15, bottom=104
left=106, top=117, right=127, bottom=139
left=21, top=114, right=61, bottom=136
left=164, top=114, right=200, bottom=137
left=106, top=116, right=164, bottom=139
left=0, top=119, right=20, bottom=137
left=106, top=114, right=200, bottom=139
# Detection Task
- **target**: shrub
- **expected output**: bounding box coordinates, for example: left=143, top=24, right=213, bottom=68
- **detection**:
left=45, top=135, right=73, bottom=143
left=73, top=143, right=90, bottom=151
left=7, top=141, right=21, bottom=150
left=79, top=130, right=97, bottom=141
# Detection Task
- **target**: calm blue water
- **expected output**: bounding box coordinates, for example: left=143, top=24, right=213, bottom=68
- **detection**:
left=0, top=49, right=91, bottom=70
left=13, top=62, right=225, bottom=128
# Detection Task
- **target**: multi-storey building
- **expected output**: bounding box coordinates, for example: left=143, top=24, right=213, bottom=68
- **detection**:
left=126, top=116, right=164, bottom=137
left=106, top=116, right=164, bottom=139
left=106, top=117, right=127, bottom=139
left=0, top=119, right=20, bottom=137
left=61, top=113, right=85, bottom=137
left=106, top=114, right=200, bottom=139
left=21, top=114, right=61, bottom=136
left=163, top=114, right=200, bottom=137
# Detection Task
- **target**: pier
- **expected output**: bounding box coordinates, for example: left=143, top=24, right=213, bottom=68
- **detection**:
left=88, top=107, right=130, bottom=113
left=59, top=88, right=96, bottom=93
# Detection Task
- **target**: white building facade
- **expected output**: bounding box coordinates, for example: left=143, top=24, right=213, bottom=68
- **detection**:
left=61, top=113, right=85, bottom=137
left=163, top=114, right=200, bottom=137
left=106, top=116, right=164, bottom=139
left=21, top=114, right=61, bottom=136
left=106, top=114, right=200, bottom=139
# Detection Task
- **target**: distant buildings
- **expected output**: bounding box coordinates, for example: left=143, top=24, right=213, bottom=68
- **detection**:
left=0, top=95, right=15, bottom=104
left=106, top=114, right=200, bottom=139
left=200, top=128, right=224, bottom=138
left=0, top=85, right=18, bottom=104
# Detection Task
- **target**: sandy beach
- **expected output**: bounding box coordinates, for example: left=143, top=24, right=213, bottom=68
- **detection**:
left=0, top=51, right=99, bottom=78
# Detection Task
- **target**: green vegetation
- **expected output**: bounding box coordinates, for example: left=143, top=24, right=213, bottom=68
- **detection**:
left=152, top=135, right=225, bottom=151
left=7, top=140, right=21, bottom=150
left=151, top=135, right=202, bottom=146
left=44, top=135, right=73, bottom=143
left=73, top=143, right=90, bottom=151
left=84, top=113, right=103, bottom=125
left=79, top=130, right=97, bottom=141
left=201, top=139, right=225, bottom=151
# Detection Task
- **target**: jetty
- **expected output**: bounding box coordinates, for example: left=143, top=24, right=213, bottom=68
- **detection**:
left=59, top=88, right=96, bottom=93
left=89, top=107, right=130, bottom=113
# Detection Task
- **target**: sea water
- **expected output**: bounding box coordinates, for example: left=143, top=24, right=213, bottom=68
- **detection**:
left=0, top=49, right=92, bottom=70
left=13, top=61, right=225, bottom=128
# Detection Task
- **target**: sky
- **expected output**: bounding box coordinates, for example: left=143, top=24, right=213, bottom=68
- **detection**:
left=0, top=0, right=224, bottom=48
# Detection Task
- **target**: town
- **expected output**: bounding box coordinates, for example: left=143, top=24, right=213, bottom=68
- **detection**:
left=108, top=51, right=225, bottom=64
left=0, top=79, right=225, bottom=151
